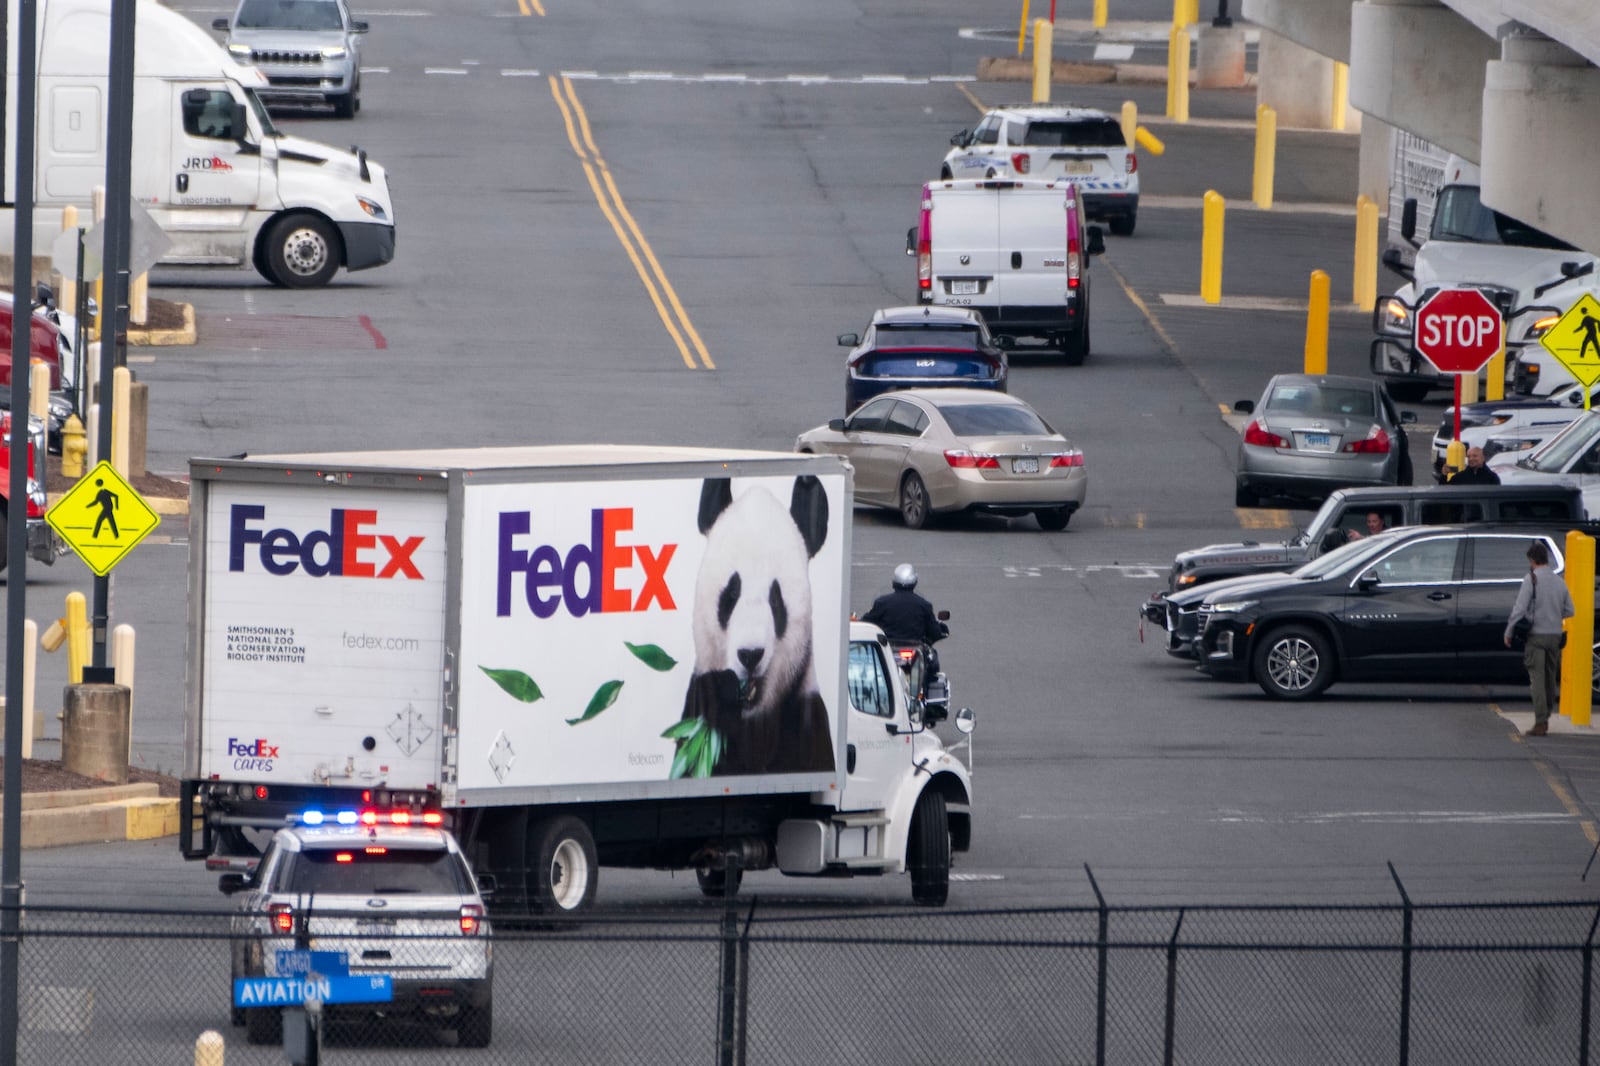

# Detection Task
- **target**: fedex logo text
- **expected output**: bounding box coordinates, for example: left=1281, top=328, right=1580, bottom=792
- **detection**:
left=228, top=736, right=279, bottom=772
left=497, top=508, right=676, bottom=618
left=228, top=505, right=424, bottom=579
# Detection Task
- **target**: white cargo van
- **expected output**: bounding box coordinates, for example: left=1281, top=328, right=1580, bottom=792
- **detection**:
left=3, top=0, right=396, bottom=287
left=910, top=178, right=1105, bottom=365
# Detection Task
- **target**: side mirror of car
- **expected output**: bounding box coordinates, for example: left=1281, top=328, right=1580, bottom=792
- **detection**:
left=992, top=335, right=1014, bottom=350
left=352, top=19, right=369, bottom=32
left=218, top=873, right=249, bottom=895
left=906, top=226, right=917, bottom=256
left=1357, top=570, right=1381, bottom=590
left=950, top=129, right=970, bottom=148
left=211, top=16, right=229, bottom=30
left=1400, top=410, right=1417, bottom=424
left=1085, top=226, right=1106, bottom=255
left=1234, top=399, right=1255, bottom=415
left=828, top=418, right=847, bottom=432
left=476, top=874, right=497, bottom=899
left=837, top=333, right=859, bottom=347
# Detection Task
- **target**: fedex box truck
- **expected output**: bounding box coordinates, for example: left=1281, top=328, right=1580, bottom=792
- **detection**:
left=182, top=445, right=976, bottom=914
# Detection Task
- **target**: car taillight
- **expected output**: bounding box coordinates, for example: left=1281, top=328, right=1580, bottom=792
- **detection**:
left=1050, top=451, right=1084, bottom=467
left=945, top=450, right=1000, bottom=469
left=269, top=903, right=294, bottom=933
left=1127, top=152, right=1137, bottom=174
left=1343, top=427, right=1391, bottom=454
left=896, top=647, right=917, bottom=663
left=1011, top=153, right=1030, bottom=174
left=460, top=904, right=483, bottom=936
left=422, top=811, right=444, bottom=826
left=1243, top=421, right=1286, bottom=448
left=918, top=189, right=933, bottom=292
left=1066, top=200, right=1081, bottom=290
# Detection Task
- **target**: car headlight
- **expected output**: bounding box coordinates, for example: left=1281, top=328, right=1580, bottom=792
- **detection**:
left=321, top=46, right=348, bottom=59
left=227, top=43, right=253, bottom=58
left=355, top=196, right=387, bottom=221
left=1207, top=599, right=1258, bottom=614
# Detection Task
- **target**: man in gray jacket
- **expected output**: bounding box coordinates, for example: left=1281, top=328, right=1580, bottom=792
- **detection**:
left=1504, top=540, right=1575, bottom=736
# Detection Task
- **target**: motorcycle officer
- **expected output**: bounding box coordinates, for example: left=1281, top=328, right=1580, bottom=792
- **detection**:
left=863, top=563, right=947, bottom=675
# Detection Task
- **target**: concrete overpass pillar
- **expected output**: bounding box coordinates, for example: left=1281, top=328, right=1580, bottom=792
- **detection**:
left=1348, top=0, right=1497, bottom=163
left=1482, top=32, right=1600, bottom=255
left=1255, top=31, right=1354, bottom=130
left=1357, top=116, right=1393, bottom=208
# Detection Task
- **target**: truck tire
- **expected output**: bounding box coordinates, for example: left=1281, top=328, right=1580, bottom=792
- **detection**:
left=457, top=995, right=492, bottom=1048
left=696, top=863, right=743, bottom=899
left=260, top=213, right=341, bottom=289
left=245, top=1006, right=282, bottom=1045
left=1252, top=624, right=1335, bottom=700
left=908, top=789, right=950, bottom=906
left=528, top=814, right=597, bottom=917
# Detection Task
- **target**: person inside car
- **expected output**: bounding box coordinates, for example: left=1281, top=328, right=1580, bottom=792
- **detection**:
left=1346, top=511, right=1388, bottom=541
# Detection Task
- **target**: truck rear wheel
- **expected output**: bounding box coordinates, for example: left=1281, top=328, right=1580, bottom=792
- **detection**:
left=908, top=790, right=950, bottom=906
left=528, top=815, right=597, bottom=917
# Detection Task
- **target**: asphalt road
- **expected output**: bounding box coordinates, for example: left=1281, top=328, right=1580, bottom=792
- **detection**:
left=8, top=0, right=1599, bottom=925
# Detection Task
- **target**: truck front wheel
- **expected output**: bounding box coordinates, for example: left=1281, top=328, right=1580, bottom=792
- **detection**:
left=260, top=214, right=341, bottom=288
left=528, top=815, right=597, bottom=917
left=908, top=790, right=950, bottom=906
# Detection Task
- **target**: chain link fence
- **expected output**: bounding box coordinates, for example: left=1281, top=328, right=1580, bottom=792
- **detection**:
left=5, top=890, right=1600, bottom=1064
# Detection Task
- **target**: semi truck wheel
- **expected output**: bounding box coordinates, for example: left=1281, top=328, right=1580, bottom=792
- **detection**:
left=528, top=814, right=597, bottom=916
left=908, top=790, right=950, bottom=906
left=261, top=213, right=341, bottom=288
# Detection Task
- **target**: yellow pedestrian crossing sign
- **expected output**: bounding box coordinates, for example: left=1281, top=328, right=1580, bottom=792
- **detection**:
left=46, top=461, right=161, bottom=576
left=1540, top=293, right=1600, bottom=395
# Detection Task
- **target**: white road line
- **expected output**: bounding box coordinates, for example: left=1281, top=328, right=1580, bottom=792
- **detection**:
left=424, top=68, right=470, bottom=76
left=1002, top=564, right=1166, bottom=578
left=950, top=873, right=1006, bottom=882
left=501, top=70, right=541, bottom=77
left=358, top=66, right=390, bottom=75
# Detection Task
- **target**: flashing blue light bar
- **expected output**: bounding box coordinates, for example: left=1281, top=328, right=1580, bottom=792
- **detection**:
left=300, top=810, right=325, bottom=826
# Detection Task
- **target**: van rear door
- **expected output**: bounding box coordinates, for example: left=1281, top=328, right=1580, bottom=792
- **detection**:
left=995, top=185, right=1068, bottom=314
left=928, top=184, right=1001, bottom=313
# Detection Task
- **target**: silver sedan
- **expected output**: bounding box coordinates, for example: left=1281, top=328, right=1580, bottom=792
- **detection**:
left=795, top=388, right=1087, bottom=530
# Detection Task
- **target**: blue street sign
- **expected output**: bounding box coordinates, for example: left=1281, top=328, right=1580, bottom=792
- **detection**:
left=275, top=949, right=350, bottom=977
left=233, top=974, right=393, bottom=1007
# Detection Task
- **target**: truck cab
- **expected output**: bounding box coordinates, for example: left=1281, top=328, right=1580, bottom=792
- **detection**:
left=1371, top=157, right=1593, bottom=403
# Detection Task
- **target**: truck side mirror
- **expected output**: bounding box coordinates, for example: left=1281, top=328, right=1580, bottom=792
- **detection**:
left=1380, top=247, right=1412, bottom=281
left=906, top=226, right=917, bottom=256
left=475, top=874, right=496, bottom=899
left=954, top=706, right=975, bottom=734
left=1085, top=226, right=1106, bottom=255
left=218, top=873, right=249, bottom=894
left=1400, top=198, right=1418, bottom=246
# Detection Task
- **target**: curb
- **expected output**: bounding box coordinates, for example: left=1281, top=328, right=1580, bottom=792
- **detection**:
left=3, top=784, right=186, bottom=848
left=127, top=301, right=196, bottom=347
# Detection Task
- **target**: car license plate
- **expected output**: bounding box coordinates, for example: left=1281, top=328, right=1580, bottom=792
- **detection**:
left=1298, top=432, right=1333, bottom=451
left=950, top=279, right=980, bottom=296
left=1061, top=160, right=1092, bottom=175
left=1012, top=457, right=1040, bottom=474
left=356, top=919, right=396, bottom=935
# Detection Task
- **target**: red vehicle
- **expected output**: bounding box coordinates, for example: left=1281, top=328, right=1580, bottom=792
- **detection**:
left=0, top=293, right=63, bottom=388
left=0, top=409, right=58, bottom=572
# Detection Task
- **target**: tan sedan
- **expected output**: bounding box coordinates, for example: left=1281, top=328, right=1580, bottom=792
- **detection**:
left=795, top=388, right=1087, bottom=530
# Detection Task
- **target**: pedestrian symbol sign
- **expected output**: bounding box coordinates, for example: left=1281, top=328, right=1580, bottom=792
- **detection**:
left=46, top=461, right=161, bottom=575
left=1540, top=293, right=1600, bottom=400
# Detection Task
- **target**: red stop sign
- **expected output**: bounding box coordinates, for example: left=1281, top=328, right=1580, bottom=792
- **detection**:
left=1415, top=288, right=1504, bottom=374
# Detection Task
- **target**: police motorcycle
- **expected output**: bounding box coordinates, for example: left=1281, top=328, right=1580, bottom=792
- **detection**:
left=887, top=610, right=952, bottom=726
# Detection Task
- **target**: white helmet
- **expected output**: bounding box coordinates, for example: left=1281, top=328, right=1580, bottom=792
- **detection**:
left=892, top=563, right=918, bottom=591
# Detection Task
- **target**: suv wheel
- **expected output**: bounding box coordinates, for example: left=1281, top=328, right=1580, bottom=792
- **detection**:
left=1110, top=213, right=1136, bottom=237
left=1252, top=625, right=1334, bottom=700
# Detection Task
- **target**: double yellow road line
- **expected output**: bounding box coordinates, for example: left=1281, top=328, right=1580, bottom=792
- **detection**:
left=548, top=76, right=715, bottom=370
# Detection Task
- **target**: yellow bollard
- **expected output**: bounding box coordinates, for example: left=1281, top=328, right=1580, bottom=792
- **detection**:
left=1305, top=271, right=1330, bottom=374
left=92, top=276, right=102, bottom=342
left=1561, top=531, right=1595, bottom=725
left=1201, top=190, right=1225, bottom=304
left=114, top=623, right=135, bottom=764
left=1353, top=195, right=1378, bottom=311
left=1331, top=62, right=1349, bottom=132
left=113, top=365, right=131, bottom=476
left=1120, top=100, right=1137, bottom=149
left=130, top=272, right=148, bottom=327
left=65, top=591, right=88, bottom=685
left=41, top=616, right=67, bottom=653
left=1444, top=439, right=1466, bottom=479
left=1459, top=369, right=1479, bottom=406
left=1171, top=27, right=1190, bottom=122
left=61, top=414, right=87, bottom=478
left=30, top=363, right=50, bottom=423
left=1486, top=338, right=1506, bottom=402
left=1032, top=19, right=1054, bottom=103
left=1252, top=105, right=1277, bottom=209
left=1093, top=0, right=1107, bottom=29
left=1166, top=26, right=1179, bottom=118
left=1134, top=126, right=1166, bottom=156
left=1172, top=0, right=1189, bottom=27
left=1016, top=0, right=1030, bottom=57
left=194, top=1030, right=225, bottom=1066
left=1185, top=0, right=1199, bottom=23
left=22, top=618, right=36, bottom=759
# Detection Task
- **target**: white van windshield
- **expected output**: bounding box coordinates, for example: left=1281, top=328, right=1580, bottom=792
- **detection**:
left=1430, top=185, right=1576, bottom=251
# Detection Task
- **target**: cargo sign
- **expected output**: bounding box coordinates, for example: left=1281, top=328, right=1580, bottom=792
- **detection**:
left=459, top=473, right=847, bottom=794
left=200, top=483, right=448, bottom=787
left=233, top=975, right=392, bottom=1007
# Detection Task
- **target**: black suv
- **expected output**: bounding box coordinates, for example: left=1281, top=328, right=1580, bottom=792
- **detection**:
left=1194, top=523, right=1595, bottom=700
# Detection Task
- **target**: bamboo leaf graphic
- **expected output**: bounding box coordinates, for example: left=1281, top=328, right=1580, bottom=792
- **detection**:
left=566, top=680, right=623, bottom=725
left=660, top=718, right=704, bottom=741
left=704, top=729, right=723, bottom=775
left=479, top=667, right=543, bottom=704
left=626, top=642, right=678, bottom=672
left=669, top=742, right=695, bottom=780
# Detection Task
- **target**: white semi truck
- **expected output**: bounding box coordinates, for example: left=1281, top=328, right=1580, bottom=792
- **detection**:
left=2, top=0, right=396, bottom=287
left=180, top=445, right=976, bottom=916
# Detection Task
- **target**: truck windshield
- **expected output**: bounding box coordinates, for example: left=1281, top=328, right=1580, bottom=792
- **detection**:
left=1519, top=409, right=1600, bottom=472
left=1430, top=185, right=1576, bottom=250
